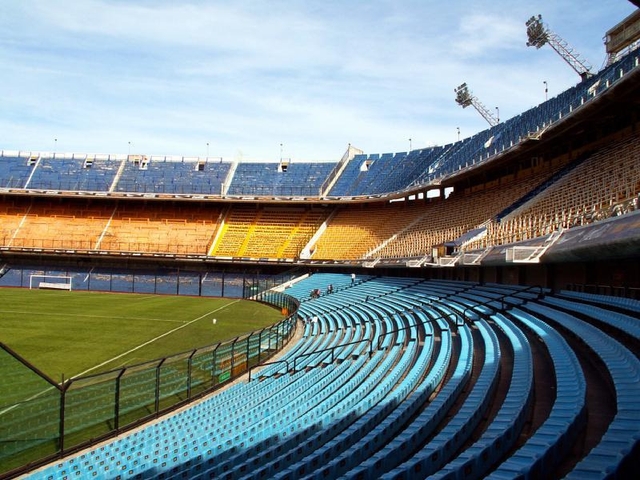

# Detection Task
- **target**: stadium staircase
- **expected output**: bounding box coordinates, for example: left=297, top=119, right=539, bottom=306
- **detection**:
left=22, top=155, right=41, bottom=189
left=495, top=152, right=592, bottom=222
left=109, top=158, right=128, bottom=193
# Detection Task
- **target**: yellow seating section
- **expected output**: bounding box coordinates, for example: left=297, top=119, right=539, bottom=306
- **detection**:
left=1, top=133, right=637, bottom=260
left=210, top=207, right=328, bottom=258
left=481, top=133, right=640, bottom=246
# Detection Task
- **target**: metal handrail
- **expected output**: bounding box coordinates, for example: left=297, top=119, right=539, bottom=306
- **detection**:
left=375, top=308, right=457, bottom=350
left=248, top=359, right=289, bottom=381
left=292, top=338, right=373, bottom=372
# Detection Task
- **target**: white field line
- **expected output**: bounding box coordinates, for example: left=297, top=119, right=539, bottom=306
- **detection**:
left=130, top=295, right=166, bottom=302
left=0, top=309, right=186, bottom=324
left=0, top=299, right=239, bottom=416
left=71, top=299, right=240, bottom=379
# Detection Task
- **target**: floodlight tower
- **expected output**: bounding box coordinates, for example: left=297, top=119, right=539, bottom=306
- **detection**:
left=454, top=83, right=499, bottom=127
left=526, top=14, right=593, bottom=79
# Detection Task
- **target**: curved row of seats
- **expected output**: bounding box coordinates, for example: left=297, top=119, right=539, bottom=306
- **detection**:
left=523, top=302, right=640, bottom=479
left=26, top=274, right=639, bottom=480
left=486, top=307, right=587, bottom=479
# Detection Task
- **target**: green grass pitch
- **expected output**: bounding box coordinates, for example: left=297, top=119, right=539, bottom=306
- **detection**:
left=0, top=287, right=284, bottom=380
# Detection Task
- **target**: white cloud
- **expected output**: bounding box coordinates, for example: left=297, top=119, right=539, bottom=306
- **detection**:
left=453, top=13, right=524, bottom=57
left=0, top=0, right=636, bottom=160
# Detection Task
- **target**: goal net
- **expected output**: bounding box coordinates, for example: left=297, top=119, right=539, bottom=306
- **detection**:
left=29, top=274, right=73, bottom=291
left=505, top=246, right=542, bottom=263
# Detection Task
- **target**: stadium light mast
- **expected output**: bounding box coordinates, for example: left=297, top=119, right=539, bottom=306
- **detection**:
left=454, top=83, right=499, bottom=127
left=526, top=14, right=593, bottom=80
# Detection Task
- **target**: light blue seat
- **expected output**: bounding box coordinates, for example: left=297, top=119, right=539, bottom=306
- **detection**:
left=486, top=308, right=586, bottom=479
left=319, top=318, right=460, bottom=479
left=343, top=319, right=496, bottom=480
left=428, top=312, right=534, bottom=480
left=544, top=295, right=640, bottom=340
left=23, top=276, right=640, bottom=480
left=559, top=289, right=640, bottom=315
left=524, top=302, right=640, bottom=479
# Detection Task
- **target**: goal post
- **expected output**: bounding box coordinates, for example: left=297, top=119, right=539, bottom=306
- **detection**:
left=29, top=274, right=73, bottom=291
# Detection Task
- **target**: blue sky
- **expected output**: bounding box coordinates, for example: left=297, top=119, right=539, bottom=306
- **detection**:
left=0, top=1, right=636, bottom=161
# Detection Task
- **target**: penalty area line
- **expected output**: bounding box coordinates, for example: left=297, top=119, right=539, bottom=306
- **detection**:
left=72, top=299, right=241, bottom=379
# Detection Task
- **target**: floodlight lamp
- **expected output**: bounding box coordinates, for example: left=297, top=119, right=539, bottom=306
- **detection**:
left=454, top=83, right=472, bottom=108
left=526, top=15, right=548, bottom=49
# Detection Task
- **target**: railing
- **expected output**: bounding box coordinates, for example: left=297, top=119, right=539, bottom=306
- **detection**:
left=225, top=184, right=322, bottom=197
left=319, top=145, right=357, bottom=196
left=461, top=284, right=545, bottom=325
left=248, top=359, right=290, bottom=381
left=0, top=266, right=264, bottom=298
left=243, top=267, right=306, bottom=299
left=375, top=310, right=444, bottom=351
left=565, top=283, right=640, bottom=299
left=291, top=338, right=373, bottom=372
left=0, top=236, right=208, bottom=255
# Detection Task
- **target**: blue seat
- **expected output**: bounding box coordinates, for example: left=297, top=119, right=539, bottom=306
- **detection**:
left=524, top=302, right=640, bottom=479
left=428, top=312, right=534, bottom=480
left=344, top=319, right=497, bottom=480
left=23, top=276, right=640, bottom=480
left=486, top=307, right=587, bottom=480
left=559, top=289, right=640, bottom=316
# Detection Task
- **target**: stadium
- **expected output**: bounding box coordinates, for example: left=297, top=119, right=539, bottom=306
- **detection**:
left=1, top=2, right=640, bottom=479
